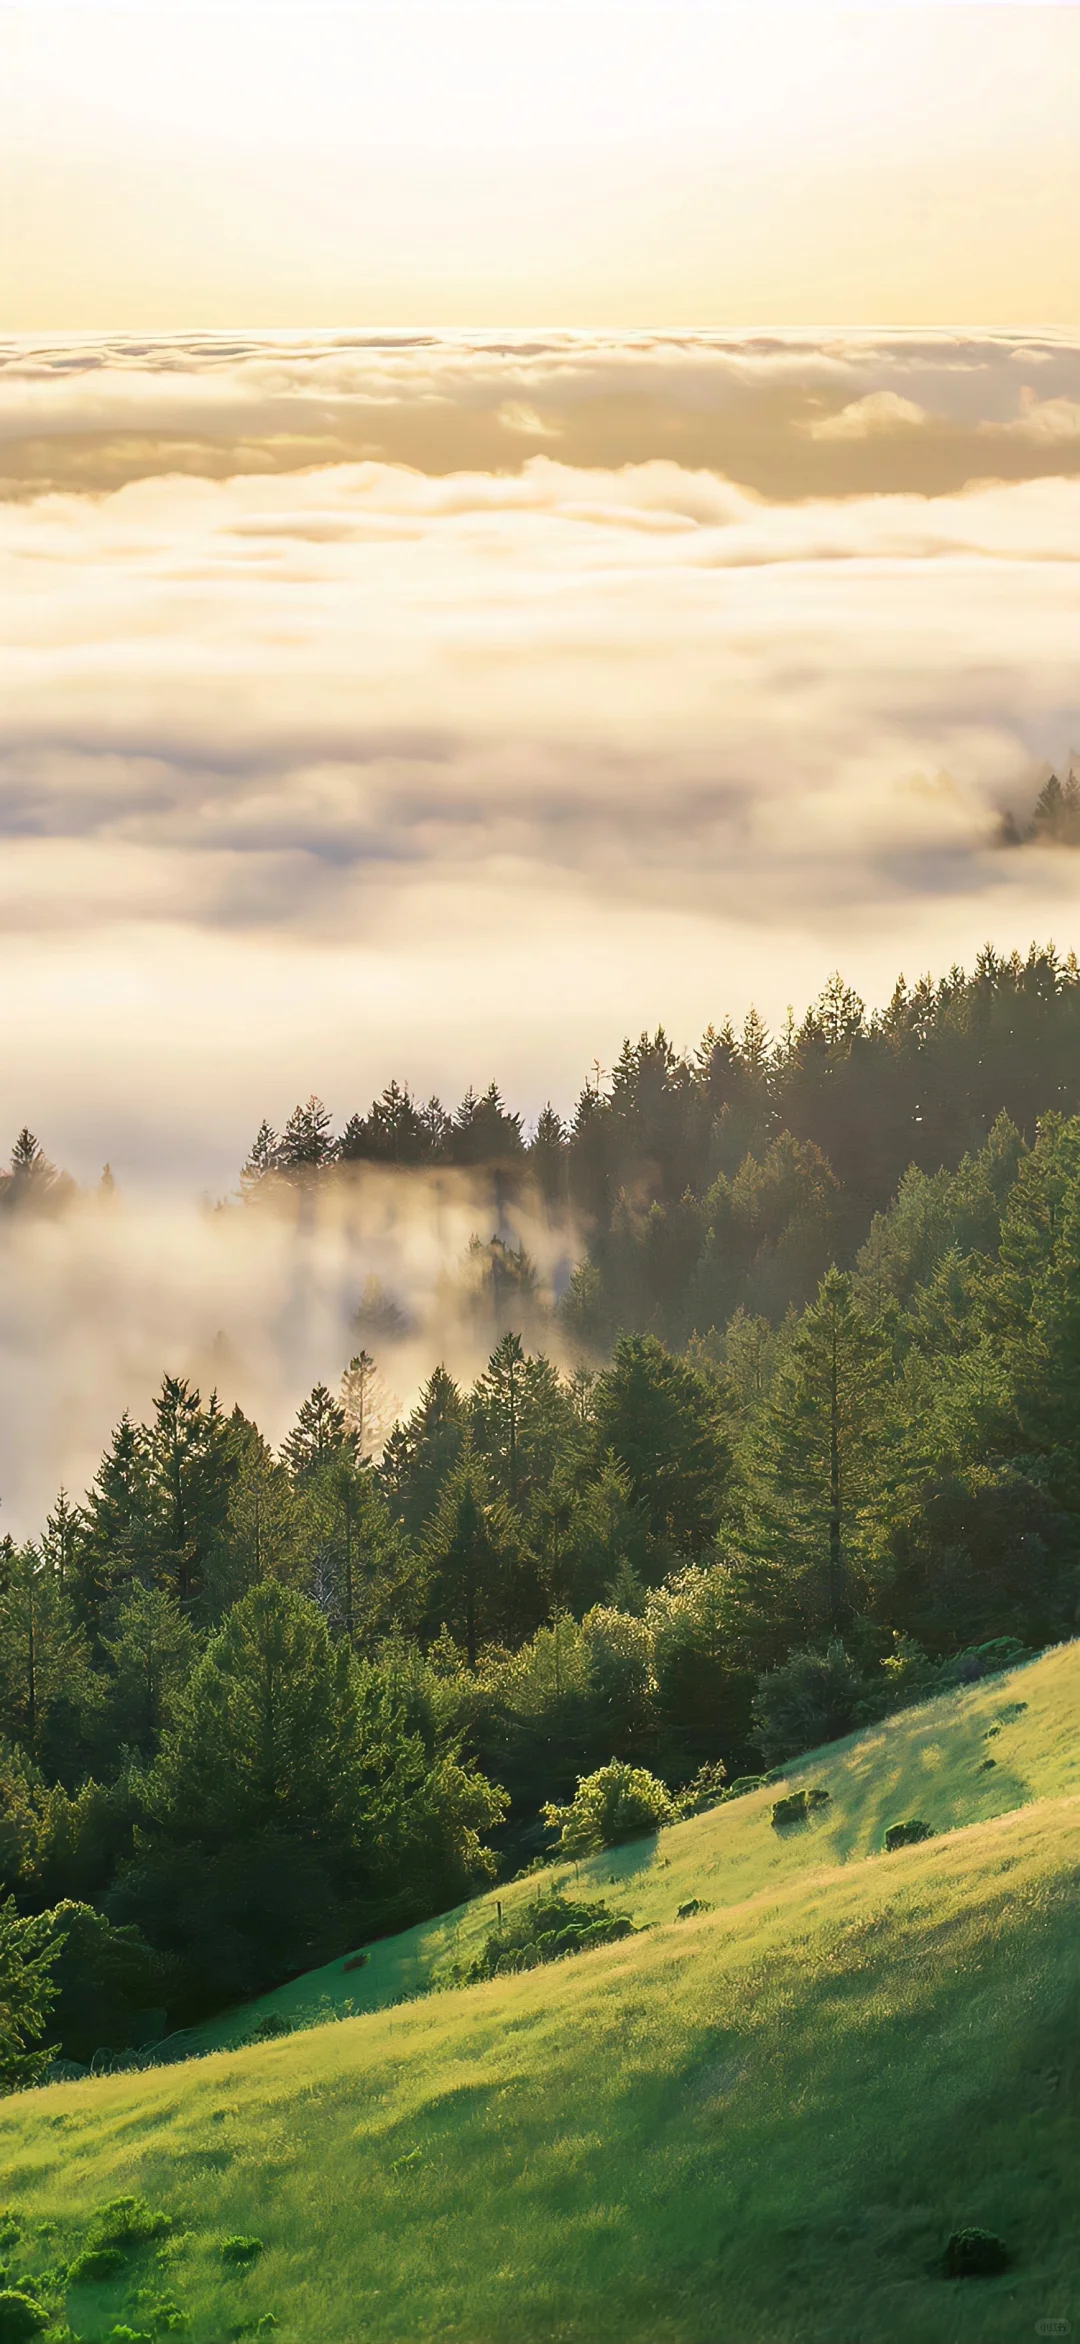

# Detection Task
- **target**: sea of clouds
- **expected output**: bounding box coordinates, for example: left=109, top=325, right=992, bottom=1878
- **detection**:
left=0, top=330, right=1078, bottom=1528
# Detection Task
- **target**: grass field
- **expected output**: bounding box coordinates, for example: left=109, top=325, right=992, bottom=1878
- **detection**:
left=0, top=1643, right=1076, bottom=2344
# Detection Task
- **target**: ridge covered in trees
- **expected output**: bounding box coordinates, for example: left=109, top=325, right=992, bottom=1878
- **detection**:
left=243, top=943, right=1080, bottom=1344
left=3, top=944, right=1080, bottom=2079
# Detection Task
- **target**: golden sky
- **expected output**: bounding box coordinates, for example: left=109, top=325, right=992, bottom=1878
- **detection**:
left=2, top=4, right=1078, bottom=330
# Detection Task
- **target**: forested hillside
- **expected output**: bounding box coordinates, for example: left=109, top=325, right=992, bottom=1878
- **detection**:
left=242, top=943, right=1080, bottom=1341
left=2, top=945, right=1080, bottom=2079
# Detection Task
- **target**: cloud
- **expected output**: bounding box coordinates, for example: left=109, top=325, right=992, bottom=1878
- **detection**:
left=991, top=392, right=1080, bottom=446
left=2, top=330, right=1079, bottom=500
left=806, top=391, right=929, bottom=441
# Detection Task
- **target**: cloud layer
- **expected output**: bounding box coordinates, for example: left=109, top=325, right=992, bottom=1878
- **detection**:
left=3, top=330, right=1080, bottom=497
left=0, top=334, right=1077, bottom=1180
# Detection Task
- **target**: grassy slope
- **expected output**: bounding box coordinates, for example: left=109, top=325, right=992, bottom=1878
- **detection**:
left=189, top=1637, right=1080, bottom=2050
left=0, top=1645, right=1076, bottom=2344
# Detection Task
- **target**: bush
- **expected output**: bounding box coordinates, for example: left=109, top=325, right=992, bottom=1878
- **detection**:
left=751, top=1643, right=870, bottom=1767
left=251, top=2013, right=293, bottom=2041
left=937, top=1637, right=1029, bottom=1690
left=726, top=1775, right=766, bottom=1799
left=68, top=2247, right=128, bottom=2282
left=0, top=2293, right=45, bottom=2344
left=943, top=2227, right=1011, bottom=2279
left=222, top=2237, right=263, bottom=2266
left=69, top=2196, right=173, bottom=2283
left=88, top=2197, right=171, bottom=2251
left=673, top=1762, right=728, bottom=1818
left=771, top=1787, right=830, bottom=1831
left=462, top=1893, right=634, bottom=1981
left=884, top=1819, right=934, bottom=1852
left=542, top=1760, right=674, bottom=1855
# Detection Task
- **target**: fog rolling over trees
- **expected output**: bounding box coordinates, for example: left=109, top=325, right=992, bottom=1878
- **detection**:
left=6, top=943, right=1080, bottom=1527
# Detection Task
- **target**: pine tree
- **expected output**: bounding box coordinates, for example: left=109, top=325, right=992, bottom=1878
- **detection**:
left=282, top=1383, right=352, bottom=1480
left=217, top=1412, right=300, bottom=1609
left=277, top=1096, right=335, bottom=1174
left=340, top=1351, right=397, bottom=1462
left=471, top=1332, right=527, bottom=1499
left=590, top=1333, right=731, bottom=1559
left=144, top=1581, right=364, bottom=1856
left=0, top=1548, right=102, bottom=1768
left=740, top=1268, right=894, bottom=1646
left=40, top=1490, right=83, bottom=1588
left=421, top=1452, right=519, bottom=1667
left=379, top=1365, right=466, bottom=1538
left=101, top=1582, right=197, bottom=1751
left=145, top=1376, right=237, bottom=1611
left=77, top=1413, right=154, bottom=1632
left=529, top=1104, right=569, bottom=1210
left=240, top=1119, right=280, bottom=1192
left=0, top=1896, right=63, bottom=2090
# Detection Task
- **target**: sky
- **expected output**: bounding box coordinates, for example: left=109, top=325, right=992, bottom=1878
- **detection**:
left=0, top=6, right=1078, bottom=1522
left=2, top=4, right=1078, bottom=331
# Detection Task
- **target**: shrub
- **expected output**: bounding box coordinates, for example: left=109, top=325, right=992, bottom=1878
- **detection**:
left=0, top=2293, right=45, bottom=2344
left=943, top=2227, right=1011, bottom=2279
left=771, top=1786, right=830, bottom=1831
left=251, top=2013, right=292, bottom=2041
left=884, top=1819, right=934, bottom=1852
left=69, top=2247, right=128, bottom=2282
left=542, top=1760, right=674, bottom=1854
left=726, top=1775, right=766, bottom=1798
left=86, top=2198, right=172, bottom=2253
left=222, top=2237, right=263, bottom=2266
left=462, top=1893, right=634, bottom=1981
left=937, top=1637, right=1029, bottom=1689
left=676, top=1898, right=711, bottom=1920
left=673, top=1762, right=728, bottom=1817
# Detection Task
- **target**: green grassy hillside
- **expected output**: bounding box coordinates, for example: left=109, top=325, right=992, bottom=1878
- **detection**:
left=0, top=1645, right=1076, bottom=2344
left=188, top=1636, right=1079, bottom=2052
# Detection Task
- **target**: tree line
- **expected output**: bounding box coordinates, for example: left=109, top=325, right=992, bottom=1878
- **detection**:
left=242, top=943, right=1080, bottom=1344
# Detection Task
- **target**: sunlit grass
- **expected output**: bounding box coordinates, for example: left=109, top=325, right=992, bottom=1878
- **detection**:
left=0, top=1643, right=1076, bottom=2344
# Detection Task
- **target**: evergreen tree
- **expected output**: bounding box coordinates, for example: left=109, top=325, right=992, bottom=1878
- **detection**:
left=421, top=1452, right=527, bottom=1666
left=281, top=1382, right=353, bottom=1480
left=340, top=1350, right=397, bottom=1461
left=217, top=1413, right=300, bottom=1608
left=449, top=1083, right=524, bottom=1166
left=277, top=1096, right=335, bottom=1175
left=101, top=1583, right=197, bottom=1752
left=144, top=1376, right=237, bottom=1611
left=380, top=1365, right=467, bottom=1537
left=590, top=1333, right=731, bottom=1559
left=3, top=1128, right=62, bottom=1212
left=77, top=1413, right=155, bottom=1632
left=471, top=1332, right=527, bottom=1500
left=40, top=1490, right=83, bottom=1589
left=240, top=1119, right=280, bottom=1192
left=529, top=1103, right=569, bottom=1210
left=0, top=1549, right=102, bottom=1771
left=739, top=1268, right=894, bottom=1647
left=0, top=1895, right=62, bottom=2091
left=144, top=1581, right=365, bottom=1855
